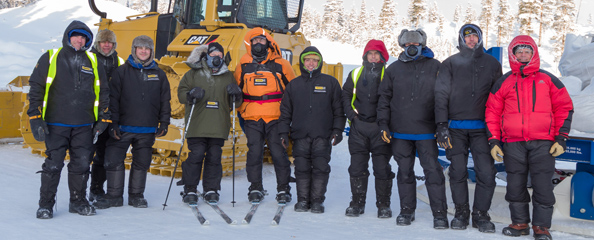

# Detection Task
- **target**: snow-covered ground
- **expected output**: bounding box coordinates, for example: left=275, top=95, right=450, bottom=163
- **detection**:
left=1, top=0, right=594, bottom=239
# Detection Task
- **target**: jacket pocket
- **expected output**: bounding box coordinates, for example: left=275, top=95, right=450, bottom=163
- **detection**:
left=502, top=113, right=523, bottom=138
left=527, top=112, right=553, bottom=139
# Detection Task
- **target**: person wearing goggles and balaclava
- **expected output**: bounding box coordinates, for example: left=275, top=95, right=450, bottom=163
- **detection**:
left=377, top=29, right=448, bottom=229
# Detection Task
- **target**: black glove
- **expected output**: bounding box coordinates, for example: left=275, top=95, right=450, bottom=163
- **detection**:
left=92, top=119, right=111, bottom=144
left=436, top=122, right=452, bottom=149
left=380, top=125, right=391, bottom=143
left=187, top=87, right=205, bottom=105
left=280, top=133, right=289, bottom=149
left=156, top=123, right=168, bottom=137
left=332, top=131, right=343, bottom=146
left=108, top=123, right=121, bottom=140
left=30, top=117, right=49, bottom=142
left=226, top=84, right=242, bottom=97
left=489, top=139, right=504, bottom=162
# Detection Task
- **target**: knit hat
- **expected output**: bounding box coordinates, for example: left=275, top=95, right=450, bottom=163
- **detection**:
left=94, top=29, right=117, bottom=57
left=131, top=35, right=155, bottom=66
left=462, top=27, right=478, bottom=37
left=513, top=44, right=534, bottom=54
left=398, top=29, right=427, bottom=47
left=208, top=42, right=224, bottom=54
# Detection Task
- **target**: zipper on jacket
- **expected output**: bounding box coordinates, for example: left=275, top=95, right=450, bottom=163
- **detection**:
left=532, top=78, right=536, bottom=112
left=309, top=77, right=313, bottom=113
left=75, top=53, right=81, bottom=90
left=471, top=60, right=477, bottom=97
left=411, top=63, right=418, bottom=101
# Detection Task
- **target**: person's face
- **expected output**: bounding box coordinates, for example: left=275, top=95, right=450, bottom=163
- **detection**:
left=209, top=51, right=223, bottom=58
left=70, top=35, right=86, bottom=51
left=366, top=50, right=381, bottom=63
left=515, top=48, right=533, bottom=63
left=135, top=46, right=151, bottom=61
left=304, top=57, right=319, bottom=71
left=251, top=37, right=267, bottom=45
left=99, top=41, right=114, bottom=55
left=404, top=42, right=420, bottom=47
left=464, top=34, right=479, bottom=49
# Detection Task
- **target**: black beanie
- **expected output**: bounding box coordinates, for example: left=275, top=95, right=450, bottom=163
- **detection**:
left=463, top=27, right=478, bottom=37
left=208, top=42, right=224, bottom=54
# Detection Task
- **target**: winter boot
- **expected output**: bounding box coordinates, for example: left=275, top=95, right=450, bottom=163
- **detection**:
left=376, top=178, right=393, bottom=218
left=275, top=184, right=292, bottom=203
left=128, top=169, right=148, bottom=208
left=36, top=207, right=53, bottom=219
left=472, top=210, right=496, bottom=233
left=68, top=173, right=96, bottom=216
left=345, top=177, right=367, bottom=217
left=247, top=182, right=265, bottom=203
left=396, top=208, right=415, bottom=226
left=37, top=171, right=59, bottom=219
left=182, top=185, right=198, bottom=205
left=294, top=201, right=310, bottom=212
left=203, top=191, right=220, bottom=204
left=532, top=226, right=552, bottom=240
left=89, top=164, right=106, bottom=202
left=94, top=170, right=124, bottom=209
left=433, top=210, right=449, bottom=229
left=450, top=203, right=470, bottom=230
left=502, top=223, right=530, bottom=237
left=310, top=200, right=325, bottom=214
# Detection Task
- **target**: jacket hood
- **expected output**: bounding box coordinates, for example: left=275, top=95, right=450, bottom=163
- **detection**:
left=93, top=29, right=117, bottom=57
left=299, top=46, right=323, bottom=77
left=457, top=24, right=484, bottom=58
left=363, top=39, right=389, bottom=63
left=184, top=45, right=229, bottom=75
left=508, top=35, right=540, bottom=76
left=62, top=20, right=93, bottom=51
left=242, top=27, right=283, bottom=63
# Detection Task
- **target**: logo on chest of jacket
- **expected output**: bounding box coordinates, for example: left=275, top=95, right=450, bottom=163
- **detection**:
left=314, top=85, right=327, bottom=93
left=146, top=74, right=160, bottom=81
left=81, top=66, right=93, bottom=75
left=206, top=101, right=219, bottom=109
left=538, top=80, right=545, bottom=84
left=254, top=78, right=267, bottom=86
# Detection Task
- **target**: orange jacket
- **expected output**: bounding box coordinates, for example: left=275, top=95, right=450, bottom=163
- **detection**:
left=234, top=28, right=296, bottom=123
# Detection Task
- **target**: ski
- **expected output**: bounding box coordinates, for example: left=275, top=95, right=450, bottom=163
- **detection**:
left=242, top=202, right=260, bottom=224
left=271, top=203, right=286, bottom=225
left=189, top=204, right=210, bottom=225
left=208, top=203, right=237, bottom=224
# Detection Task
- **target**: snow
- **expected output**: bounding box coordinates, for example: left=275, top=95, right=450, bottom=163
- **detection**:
left=0, top=0, right=593, bottom=239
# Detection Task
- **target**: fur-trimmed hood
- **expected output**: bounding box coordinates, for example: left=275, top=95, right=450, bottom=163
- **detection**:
left=185, top=45, right=229, bottom=75
left=93, top=29, right=117, bottom=57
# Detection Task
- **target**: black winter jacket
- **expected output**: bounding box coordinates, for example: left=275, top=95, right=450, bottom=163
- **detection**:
left=434, top=24, right=503, bottom=124
left=109, top=59, right=171, bottom=128
left=342, top=61, right=385, bottom=122
left=378, top=56, right=441, bottom=134
left=279, top=46, right=346, bottom=140
left=91, top=48, right=121, bottom=78
left=27, top=20, right=109, bottom=125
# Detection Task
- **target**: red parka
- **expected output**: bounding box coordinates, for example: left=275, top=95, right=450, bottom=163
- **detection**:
left=485, top=35, right=573, bottom=142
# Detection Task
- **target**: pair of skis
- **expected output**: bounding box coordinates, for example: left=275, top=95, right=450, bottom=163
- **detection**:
left=186, top=192, right=237, bottom=225
left=242, top=202, right=287, bottom=225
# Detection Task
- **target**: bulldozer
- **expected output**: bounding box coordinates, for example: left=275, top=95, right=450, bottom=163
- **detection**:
left=1, top=0, right=343, bottom=178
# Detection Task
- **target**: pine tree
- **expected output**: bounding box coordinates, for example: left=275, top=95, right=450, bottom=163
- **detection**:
left=518, top=0, right=541, bottom=35
left=407, top=0, right=428, bottom=28
left=322, top=0, right=346, bottom=42
left=427, top=1, right=439, bottom=23
left=378, top=0, right=399, bottom=55
left=539, top=0, right=557, bottom=46
left=552, top=0, right=578, bottom=62
left=588, top=14, right=594, bottom=25
left=453, top=4, right=462, bottom=23
left=0, top=0, right=38, bottom=9
left=463, top=3, right=476, bottom=24
left=301, top=4, right=320, bottom=39
left=495, top=0, right=513, bottom=47
left=355, top=0, right=370, bottom=47
left=480, top=0, right=495, bottom=48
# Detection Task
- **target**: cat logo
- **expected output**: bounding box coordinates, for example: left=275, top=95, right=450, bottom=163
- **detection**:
left=254, top=78, right=267, bottom=86
left=185, top=35, right=220, bottom=45
left=314, top=85, right=327, bottom=93
left=206, top=101, right=219, bottom=109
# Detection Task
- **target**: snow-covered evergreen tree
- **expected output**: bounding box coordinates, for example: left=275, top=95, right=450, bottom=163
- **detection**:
left=552, top=0, right=578, bottom=62
left=301, top=4, right=322, bottom=39
left=480, top=0, right=495, bottom=48
left=0, top=0, right=37, bottom=9
left=407, top=0, right=427, bottom=28
left=378, top=0, right=399, bottom=56
left=427, top=1, right=439, bottom=23
left=518, top=0, right=540, bottom=35
left=355, top=0, right=371, bottom=47
left=588, top=14, right=594, bottom=25
left=322, top=0, right=346, bottom=42
left=463, top=3, right=476, bottom=24
left=539, top=0, right=556, bottom=46
left=453, top=4, right=462, bottom=23
left=495, top=0, right=513, bottom=47
left=129, top=0, right=149, bottom=13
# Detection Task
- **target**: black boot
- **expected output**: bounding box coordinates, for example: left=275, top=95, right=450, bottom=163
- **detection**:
left=345, top=177, right=367, bottom=217
left=396, top=208, right=415, bottom=226
left=68, top=173, right=96, bottom=216
left=203, top=190, right=220, bottom=204
left=376, top=178, right=393, bottom=218
left=89, top=164, right=106, bottom=202
left=451, top=203, right=470, bottom=230
left=502, top=223, right=530, bottom=236
left=182, top=185, right=198, bottom=205
left=94, top=169, right=124, bottom=209
left=311, top=200, right=325, bottom=214
left=128, top=169, right=148, bottom=208
left=37, top=171, right=59, bottom=219
left=275, top=184, right=292, bottom=203
left=472, top=210, right=496, bottom=233
left=294, top=201, right=310, bottom=212
left=247, top=182, right=265, bottom=203
left=433, top=210, right=449, bottom=229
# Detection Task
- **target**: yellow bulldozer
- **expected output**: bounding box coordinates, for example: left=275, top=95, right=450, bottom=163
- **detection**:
left=0, top=0, right=343, bottom=178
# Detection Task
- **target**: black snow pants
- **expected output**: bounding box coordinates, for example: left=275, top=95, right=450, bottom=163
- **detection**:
left=392, top=138, right=447, bottom=214
left=503, top=140, right=556, bottom=228
left=39, top=125, right=93, bottom=207
left=292, top=137, right=332, bottom=203
left=347, top=119, right=393, bottom=180
left=446, top=128, right=496, bottom=212
left=104, top=132, right=155, bottom=197
left=179, top=137, right=225, bottom=192
left=244, top=119, right=291, bottom=192
left=90, top=130, right=110, bottom=195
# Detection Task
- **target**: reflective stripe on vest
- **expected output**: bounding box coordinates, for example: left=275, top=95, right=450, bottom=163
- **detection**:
left=350, top=66, right=385, bottom=114
left=42, top=48, right=101, bottom=121
left=117, top=56, right=125, bottom=66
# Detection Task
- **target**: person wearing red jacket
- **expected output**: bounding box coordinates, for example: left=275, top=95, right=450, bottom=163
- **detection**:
left=485, top=35, right=573, bottom=240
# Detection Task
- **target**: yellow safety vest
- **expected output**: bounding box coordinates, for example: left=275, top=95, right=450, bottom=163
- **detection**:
left=350, top=66, right=385, bottom=114
left=117, top=56, right=125, bottom=66
left=42, top=48, right=101, bottom=121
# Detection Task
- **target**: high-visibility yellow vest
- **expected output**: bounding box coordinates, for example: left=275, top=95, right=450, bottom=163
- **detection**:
left=350, top=66, right=385, bottom=114
left=117, top=56, right=125, bottom=66
left=42, top=48, right=101, bottom=121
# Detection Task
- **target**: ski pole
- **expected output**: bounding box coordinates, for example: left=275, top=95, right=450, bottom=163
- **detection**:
left=163, top=102, right=196, bottom=210
left=231, top=96, right=236, bottom=207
